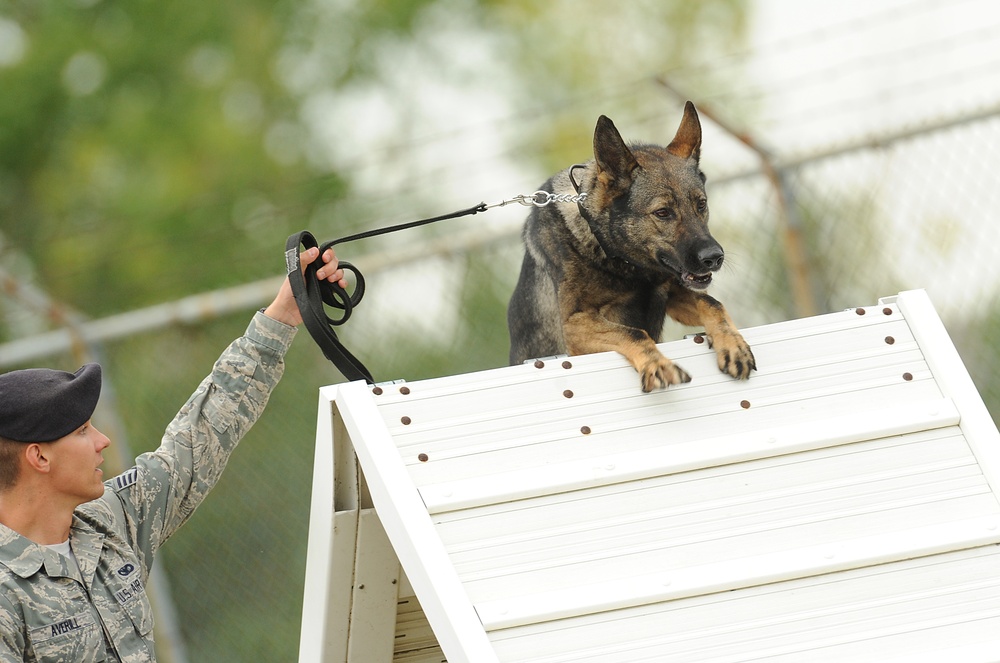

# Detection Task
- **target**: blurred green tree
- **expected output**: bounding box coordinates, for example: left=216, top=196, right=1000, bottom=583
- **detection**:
left=0, top=0, right=353, bottom=317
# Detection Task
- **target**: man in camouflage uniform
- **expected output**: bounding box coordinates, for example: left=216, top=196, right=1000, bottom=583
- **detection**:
left=0, top=247, right=345, bottom=662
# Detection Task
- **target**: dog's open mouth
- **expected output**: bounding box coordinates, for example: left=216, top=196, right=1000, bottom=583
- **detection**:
left=682, top=271, right=713, bottom=289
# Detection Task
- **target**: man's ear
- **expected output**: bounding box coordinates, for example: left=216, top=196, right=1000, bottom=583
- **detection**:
left=24, top=444, right=51, bottom=474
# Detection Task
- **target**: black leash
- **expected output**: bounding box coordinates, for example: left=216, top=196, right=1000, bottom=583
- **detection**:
left=285, top=184, right=589, bottom=384
left=285, top=203, right=489, bottom=384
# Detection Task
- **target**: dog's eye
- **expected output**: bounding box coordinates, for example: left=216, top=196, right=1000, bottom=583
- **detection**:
left=696, top=199, right=708, bottom=213
left=653, top=208, right=675, bottom=220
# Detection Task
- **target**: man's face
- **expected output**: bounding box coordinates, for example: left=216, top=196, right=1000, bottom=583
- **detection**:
left=46, top=421, right=110, bottom=504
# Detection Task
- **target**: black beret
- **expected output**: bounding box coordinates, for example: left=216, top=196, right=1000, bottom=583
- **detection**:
left=0, top=363, right=102, bottom=442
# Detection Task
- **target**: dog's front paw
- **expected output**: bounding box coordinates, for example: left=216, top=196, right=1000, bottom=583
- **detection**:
left=706, top=331, right=756, bottom=379
left=636, top=351, right=692, bottom=392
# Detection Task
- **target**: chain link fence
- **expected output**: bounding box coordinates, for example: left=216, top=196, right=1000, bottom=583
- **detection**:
left=2, top=100, right=1000, bottom=661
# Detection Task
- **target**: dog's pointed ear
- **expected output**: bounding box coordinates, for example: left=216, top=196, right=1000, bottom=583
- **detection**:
left=666, top=101, right=702, bottom=163
left=593, top=115, right=639, bottom=180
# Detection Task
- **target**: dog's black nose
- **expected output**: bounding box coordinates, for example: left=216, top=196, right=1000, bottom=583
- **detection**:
left=697, top=245, right=724, bottom=271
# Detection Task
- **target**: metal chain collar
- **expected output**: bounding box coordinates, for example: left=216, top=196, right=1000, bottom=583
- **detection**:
left=485, top=190, right=587, bottom=210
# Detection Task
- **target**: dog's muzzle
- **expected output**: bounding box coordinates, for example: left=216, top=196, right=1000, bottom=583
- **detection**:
left=676, top=244, right=724, bottom=290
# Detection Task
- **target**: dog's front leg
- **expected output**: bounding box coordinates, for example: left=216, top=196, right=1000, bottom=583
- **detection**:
left=561, top=300, right=692, bottom=392
left=666, top=288, right=756, bottom=380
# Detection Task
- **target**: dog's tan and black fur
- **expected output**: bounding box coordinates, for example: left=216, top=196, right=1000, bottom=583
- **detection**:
left=507, top=102, right=755, bottom=391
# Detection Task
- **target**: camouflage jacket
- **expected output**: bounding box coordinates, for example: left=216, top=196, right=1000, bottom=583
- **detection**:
left=0, top=313, right=297, bottom=662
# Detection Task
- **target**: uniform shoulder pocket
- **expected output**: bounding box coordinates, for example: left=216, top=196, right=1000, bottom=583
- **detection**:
left=202, top=356, right=258, bottom=434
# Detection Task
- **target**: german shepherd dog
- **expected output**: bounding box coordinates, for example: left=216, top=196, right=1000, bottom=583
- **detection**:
left=507, top=102, right=756, bottom=392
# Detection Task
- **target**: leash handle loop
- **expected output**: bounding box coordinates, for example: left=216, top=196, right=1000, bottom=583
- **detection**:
left=285, top=231, right=374, bottom=384
left=284, top=198, right=516, bottom=382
